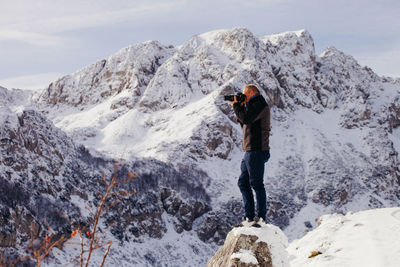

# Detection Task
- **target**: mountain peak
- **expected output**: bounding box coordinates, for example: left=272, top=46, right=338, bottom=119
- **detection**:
left=195, top=27, right=260, bottom=59
left=260, top=29, right=313, bottom=47
left=319, top=45, right=345, bottom=58
left=34, top=40, right=176, bottom=109
left=198, top=27, right=254, bottom=41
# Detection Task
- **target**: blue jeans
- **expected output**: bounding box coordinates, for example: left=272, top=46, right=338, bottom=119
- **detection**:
left=237, top=150, right=270, bottom=221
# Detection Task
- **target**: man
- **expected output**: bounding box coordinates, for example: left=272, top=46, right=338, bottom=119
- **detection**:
left=231, top=84, right=271, bottom=226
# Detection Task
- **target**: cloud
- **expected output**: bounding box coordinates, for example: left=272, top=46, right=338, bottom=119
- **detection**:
left=0, top=0, right=186, bottom=46
left=1, top=1, right=184, bottom=33
left=0, top=30, right=69, bottom=46
left=0, top=72, right=64, bottom=90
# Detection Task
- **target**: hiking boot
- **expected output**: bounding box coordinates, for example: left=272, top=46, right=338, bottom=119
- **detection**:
left=259, top=217, right=267, bottom=224
left=251, top=217, right=262, bottom=228
left=233, top=217, right=251, bottom=228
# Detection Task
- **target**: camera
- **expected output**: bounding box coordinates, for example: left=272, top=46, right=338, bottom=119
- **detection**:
left=224, top=93, right=246, bottom=103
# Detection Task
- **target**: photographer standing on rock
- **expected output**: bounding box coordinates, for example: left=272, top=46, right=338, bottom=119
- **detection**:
left=230, top=84, right=271, bottom=226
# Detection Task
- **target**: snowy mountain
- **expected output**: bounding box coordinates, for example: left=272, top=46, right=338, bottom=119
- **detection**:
left=0, top=107, right=213, bottom=266
left=1, top=27, right=400, bottom=266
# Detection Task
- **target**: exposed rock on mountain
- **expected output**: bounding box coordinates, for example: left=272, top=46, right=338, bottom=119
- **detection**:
left=261, top=30, right=318, bottom=110
left=35, top=41, right=175, bottom=110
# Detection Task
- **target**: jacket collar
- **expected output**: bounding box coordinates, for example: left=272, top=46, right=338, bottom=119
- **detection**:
left=246, top=94, right=261, bottom=110
left=249, top=94, right=260, bottom=102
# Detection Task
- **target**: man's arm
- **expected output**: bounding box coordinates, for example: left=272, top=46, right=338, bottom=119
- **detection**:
left=233, top=102, right=263, bottom=125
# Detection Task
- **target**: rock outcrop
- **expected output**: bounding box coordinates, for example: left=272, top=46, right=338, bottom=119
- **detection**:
left=206, top=220, right=289, bottom=267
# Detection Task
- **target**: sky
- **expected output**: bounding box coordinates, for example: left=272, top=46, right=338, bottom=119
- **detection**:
left=0, top=0, right=399, bottom=89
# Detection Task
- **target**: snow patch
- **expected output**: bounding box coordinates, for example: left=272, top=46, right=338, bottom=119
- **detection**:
left=230, top=249, right=258, bottom=264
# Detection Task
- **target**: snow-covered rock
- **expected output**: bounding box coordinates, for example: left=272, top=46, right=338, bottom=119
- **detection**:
left=33, top=41, right=175, bottom=110
left=206, top=220, right=289, bottom=267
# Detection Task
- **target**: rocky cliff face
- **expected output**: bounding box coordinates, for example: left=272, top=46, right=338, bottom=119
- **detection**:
left=35, top=41, right=176, bottom=110
left=1, top=27, right=400, bottom=266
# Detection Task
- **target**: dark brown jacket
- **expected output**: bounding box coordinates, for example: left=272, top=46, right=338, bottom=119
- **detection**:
left=233, top=94, right=270, bottom=151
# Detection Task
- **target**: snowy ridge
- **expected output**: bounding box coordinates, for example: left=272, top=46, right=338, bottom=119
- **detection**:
left=288, top=207, right=400, bottom=267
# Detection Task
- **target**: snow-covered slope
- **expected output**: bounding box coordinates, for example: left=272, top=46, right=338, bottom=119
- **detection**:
left=288, top=207, right=400, bottom=267
left=1, top=27, right=400, bottom=266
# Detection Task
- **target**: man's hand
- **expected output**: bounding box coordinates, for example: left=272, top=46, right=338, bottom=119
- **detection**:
left=231, top=96, right=245, bottom=107
left=230, top=96, right=238, bottom=106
